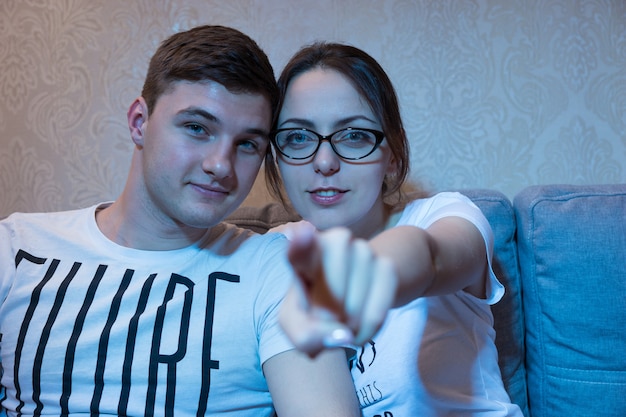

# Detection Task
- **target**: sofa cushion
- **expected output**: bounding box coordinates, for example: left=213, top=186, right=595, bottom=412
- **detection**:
left=514, top=184, right=626, bottom=417
left=226, top=202, right=301, bottom=234
left=461, top=189, right=529, bottom=416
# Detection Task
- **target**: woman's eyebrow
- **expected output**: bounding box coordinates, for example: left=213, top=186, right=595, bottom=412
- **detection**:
left=278, top=117, right=314, bottom=128
left=332, top=115, right=378, bottom=129
left=279, top=115, right=378, bottom=129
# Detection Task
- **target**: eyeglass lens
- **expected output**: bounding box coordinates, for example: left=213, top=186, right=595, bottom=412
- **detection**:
left=275, top=128, right=380, bottom=159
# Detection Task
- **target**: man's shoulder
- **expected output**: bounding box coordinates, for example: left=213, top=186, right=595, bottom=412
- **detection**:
left=2, top=205, right=97, bottom=230
left=203, top=221, right=289, bottom=256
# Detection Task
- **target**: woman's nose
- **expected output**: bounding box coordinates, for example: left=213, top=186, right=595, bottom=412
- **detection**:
left=312, top=141, right=340, bottom=175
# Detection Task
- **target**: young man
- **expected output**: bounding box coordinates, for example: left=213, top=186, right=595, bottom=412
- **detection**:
left=0, top=25, right=359, bottom=416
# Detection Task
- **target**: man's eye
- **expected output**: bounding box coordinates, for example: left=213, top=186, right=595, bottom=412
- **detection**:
left=240, top=140, right=258, bottom=150
left=185, top=123, right=206, bottom=135
left=238, top=139, right=266, bottom=155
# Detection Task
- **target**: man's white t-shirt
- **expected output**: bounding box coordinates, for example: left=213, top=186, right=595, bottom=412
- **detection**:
left=0, top=204, right=293, bottom=416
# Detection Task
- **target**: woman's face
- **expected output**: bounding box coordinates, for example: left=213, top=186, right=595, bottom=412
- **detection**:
left=276, top=68, right=396, bottom=237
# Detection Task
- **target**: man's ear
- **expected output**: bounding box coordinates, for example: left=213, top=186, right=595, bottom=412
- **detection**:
left=127, top=97, right=149, bottom=148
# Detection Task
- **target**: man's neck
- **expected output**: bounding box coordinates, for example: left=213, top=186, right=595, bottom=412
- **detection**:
left=95, top=200, right=209, bottom=251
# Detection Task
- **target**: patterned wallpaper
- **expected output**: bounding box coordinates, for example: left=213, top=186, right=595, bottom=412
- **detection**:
left=1, top=0, right=624, bottom=218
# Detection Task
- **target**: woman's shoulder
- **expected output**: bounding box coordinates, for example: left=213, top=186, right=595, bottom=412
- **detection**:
left=397, top=191, right=479, bottom=227
left=268, top=220, right=315, bottom=240
left=403, top=191, right=473, bottom=210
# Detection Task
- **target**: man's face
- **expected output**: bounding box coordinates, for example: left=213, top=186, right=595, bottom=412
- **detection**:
left=132, top=80, right=271, bottom=230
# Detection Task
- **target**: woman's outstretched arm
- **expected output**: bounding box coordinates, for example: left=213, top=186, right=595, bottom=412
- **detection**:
left=279, top=217, right=488, bottom=356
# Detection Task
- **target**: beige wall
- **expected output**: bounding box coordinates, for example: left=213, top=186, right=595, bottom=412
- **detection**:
left=1, top=0, right=624, bottom=217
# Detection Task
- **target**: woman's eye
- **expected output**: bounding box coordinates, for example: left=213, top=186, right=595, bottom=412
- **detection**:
left=286, top=132, right=314, bottom=145
left=348, top=131, right=367, bottom=140
left=286, top=133, right=303, bottom=143
left=335, top=129, right=377, bottom=148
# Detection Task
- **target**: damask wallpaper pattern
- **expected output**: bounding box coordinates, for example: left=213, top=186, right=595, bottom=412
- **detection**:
left=0, top=0, right=624, bottom=217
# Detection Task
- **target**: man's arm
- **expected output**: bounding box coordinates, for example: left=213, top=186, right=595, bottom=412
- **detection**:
left=263, top=348, right=360, bottom=417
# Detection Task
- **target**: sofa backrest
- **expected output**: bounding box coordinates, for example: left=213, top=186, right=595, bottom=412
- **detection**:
left=514, top=184, right=626, bottom=417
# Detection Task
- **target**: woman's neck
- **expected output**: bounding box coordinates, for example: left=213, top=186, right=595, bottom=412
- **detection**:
left=351, top=203, right=399, bottom=239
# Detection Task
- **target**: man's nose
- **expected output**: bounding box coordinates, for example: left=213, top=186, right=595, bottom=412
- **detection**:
left=201, top=142, right=235, bottom=179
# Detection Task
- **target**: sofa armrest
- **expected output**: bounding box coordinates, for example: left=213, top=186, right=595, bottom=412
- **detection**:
left=514, top=184, right=626, bottom=417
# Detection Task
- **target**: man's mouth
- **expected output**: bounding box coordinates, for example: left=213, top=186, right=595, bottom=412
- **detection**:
left=191, top=182, right=230, bottom=196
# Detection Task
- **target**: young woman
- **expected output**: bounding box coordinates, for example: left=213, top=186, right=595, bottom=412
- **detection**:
left=265, top=42, right=523, bottom=416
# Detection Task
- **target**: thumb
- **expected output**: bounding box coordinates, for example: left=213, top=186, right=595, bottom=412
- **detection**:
left=280, top=285, right=354, bottom=357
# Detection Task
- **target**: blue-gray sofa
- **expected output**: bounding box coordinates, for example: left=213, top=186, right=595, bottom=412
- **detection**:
left=227, top=183, right=626, bottom=417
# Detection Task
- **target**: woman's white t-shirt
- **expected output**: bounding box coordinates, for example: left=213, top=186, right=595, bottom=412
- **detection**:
left=277, top=192, right=523, bottom=417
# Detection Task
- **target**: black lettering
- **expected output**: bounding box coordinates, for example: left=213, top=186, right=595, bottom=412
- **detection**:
left=356, top=381, right=383, bottom=408
left=9, top=249, right=243, bottom=415
left=60, top=264, right=108, bottom=417
left=117, top=273, right=158, bottom=416
left=145, top=274, right=194, bottom=417
left=33, top=261, right=82, bottom=415
left=196, top=272, right=239, bottom=416
left=90, top=268, right=135, bottom=413
left=353, top=340, right=377, bottom=374
left=370, top=380, right=382, bottom=401
left=357, top=385, right=372, bottom=406
left=14, top=250, right=53, bottom=415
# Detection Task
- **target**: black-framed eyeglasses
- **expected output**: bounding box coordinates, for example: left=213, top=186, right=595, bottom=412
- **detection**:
left=271, top=127, right=385, bottom=160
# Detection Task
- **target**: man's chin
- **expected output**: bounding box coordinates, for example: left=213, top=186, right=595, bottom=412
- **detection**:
left=187, top=199, right=244, bottom=228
